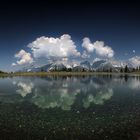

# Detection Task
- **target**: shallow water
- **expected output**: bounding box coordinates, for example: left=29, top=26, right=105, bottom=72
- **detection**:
left=0, top=75, right=140, bottom=140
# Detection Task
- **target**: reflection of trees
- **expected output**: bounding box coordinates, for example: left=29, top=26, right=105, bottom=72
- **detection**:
left=112, top=76, right=140, bottom=90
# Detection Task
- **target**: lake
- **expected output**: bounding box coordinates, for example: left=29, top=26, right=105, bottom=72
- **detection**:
left=0, top=74, right=140, bottom=140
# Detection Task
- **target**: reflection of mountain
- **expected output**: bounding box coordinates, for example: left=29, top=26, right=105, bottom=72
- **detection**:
left=18, top=59, right=135, bottom=72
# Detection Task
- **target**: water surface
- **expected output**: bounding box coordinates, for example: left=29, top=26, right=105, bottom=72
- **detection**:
left=0, top=75, right=140, bottom=140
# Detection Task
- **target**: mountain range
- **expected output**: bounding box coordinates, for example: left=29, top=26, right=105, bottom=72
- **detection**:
left=18, top=59, right=135, bottom=73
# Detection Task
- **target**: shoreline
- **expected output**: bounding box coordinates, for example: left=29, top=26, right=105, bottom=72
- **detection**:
left=0, top=72, right=140, bottom=77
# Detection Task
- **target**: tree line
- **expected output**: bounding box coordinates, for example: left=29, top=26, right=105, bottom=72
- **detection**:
left=120, top=65, right=140, bottom=73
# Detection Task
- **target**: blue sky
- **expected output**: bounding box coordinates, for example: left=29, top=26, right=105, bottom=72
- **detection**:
left=0, top=1, right=140, bottom=71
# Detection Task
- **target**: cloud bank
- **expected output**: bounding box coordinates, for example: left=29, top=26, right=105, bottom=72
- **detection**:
left=12, top=34, right=117, bottom=66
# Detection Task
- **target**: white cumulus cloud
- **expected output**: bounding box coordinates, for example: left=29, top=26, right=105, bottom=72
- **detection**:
left=129, top=56, right=140, bottom=67
left=82, top=37, right=114, bottom=58
left=14, top=49, right=33, bottom=65
left=28, top=34, right=80, bottom=60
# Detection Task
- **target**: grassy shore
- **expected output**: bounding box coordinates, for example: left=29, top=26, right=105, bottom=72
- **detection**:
left=0, top=71, right=140, bottom=77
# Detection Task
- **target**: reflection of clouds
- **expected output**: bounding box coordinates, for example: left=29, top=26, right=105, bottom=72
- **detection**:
left=31, top=77, right=81, bottom=110
left=2, top=75, right=140, bottom=111
left=128, top=78, right=140, bottom=90
left=13, top=81, right=17, bottom=85
left=15, top=82, right=34, bottom=97
left=93, top=89, right=113, bottom=104
left=10, top=76, right=115, bottom=110
left=83, top=89, right=113, bottom=108
left=30, top=77, right=113, bottom=110
left=32, top=88, right=80, bottom=111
